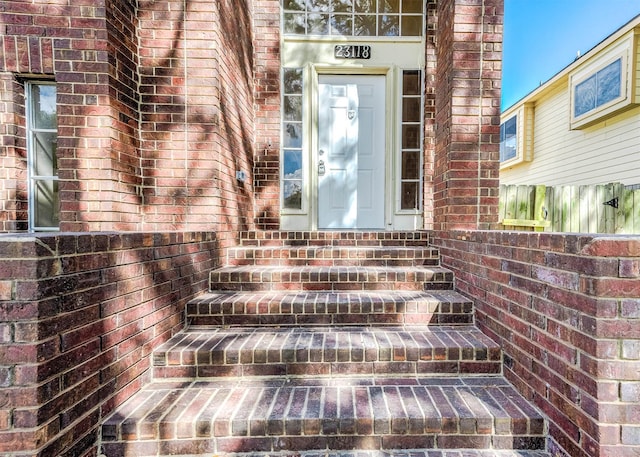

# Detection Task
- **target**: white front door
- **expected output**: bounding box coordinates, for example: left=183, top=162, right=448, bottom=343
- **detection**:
left=317, top=75, right=386, bottom=229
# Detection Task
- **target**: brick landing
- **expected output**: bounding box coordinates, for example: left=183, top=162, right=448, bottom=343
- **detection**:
left=100, top=232, right=548, bottom=457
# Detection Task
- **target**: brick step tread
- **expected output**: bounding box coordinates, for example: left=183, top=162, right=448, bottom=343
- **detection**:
left=153, top=325, right=501, bottom=379
left=209, top=266, right=454, bottom=292
left=227, top=246, right=441, bottom=267
left=123, top=452, right=551, bottom=457
left=238, top=231, right=431, bottom=247
left=187, top=290, right=474, bottom=327
left=101, top=377, right=546, bottom=455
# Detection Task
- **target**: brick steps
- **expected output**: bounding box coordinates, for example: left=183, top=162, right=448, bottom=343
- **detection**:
left=209, top=266, right=454, bottom=292
left=100, top=231, right=549, bottom=456
left=151, top=325, right=502, bottom=380
left=101, top=377, right=546, bottom=457
left=227, top=246, right=441, bottom=267
left=186, top=290, right=474, bottom=327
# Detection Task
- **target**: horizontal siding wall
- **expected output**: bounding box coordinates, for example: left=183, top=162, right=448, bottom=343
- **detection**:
left=501, top=82, right=640, bottom=187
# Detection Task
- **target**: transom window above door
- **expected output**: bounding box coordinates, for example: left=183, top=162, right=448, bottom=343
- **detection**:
left=282, top=0, right=424, bottom=37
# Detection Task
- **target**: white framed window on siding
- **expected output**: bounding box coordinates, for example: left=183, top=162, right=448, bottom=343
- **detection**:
left=499, top=114, right=517, bottom=163
left=569, top=36, right=633, bottom=130
left=26, top=81, right=59, bottom=231
left=399, top=69, right=423, bottom=211
left=281, top=68, right=305, bottom=211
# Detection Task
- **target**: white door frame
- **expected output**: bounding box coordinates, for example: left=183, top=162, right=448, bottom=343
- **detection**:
left=310, top=66, right=394, bottom=230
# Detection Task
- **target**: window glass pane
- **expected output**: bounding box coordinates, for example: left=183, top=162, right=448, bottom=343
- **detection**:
left=34, top=180, right=59, bottom=228
left=34, top=131, right=58, bottom=176
left=499, top=115, right=517, bottom=162
left=331, top=14, right=353, bottom=35
left=402, top=124, right=420, bottom=149
left=597, top=59, right=621, bottom=105
left=355, top=0, right=377, bottom=13
left=284, top=96, right=302, bottom=121
left=402, top=151, right=420, bottom=180
left=403, top=70, right=420, bottom=95
left=309, top=0, right=330, bottom=12
left=283, top=0, right=306, bottom=10
left=354, top=15, right=377, bottom=35
left=401, top=15, right=422, bottom=36
left=378, top=14, right=399, bottom=36
left=402, top=98, right=421, bottom=122
left=402, top=0, right=422, bottom=13
left=575, top=76, right=596, bottom=117
left=308, top=13, right=330, bottom=34
left=400, top=182, right=419, bottom=210
left=283, top=181, right=303, bottom=209
left=284, top=149, right=303, bottom=176
left=33, top=85, right=57, bottom=129
left=379, top=0, right=399, bottom=13
left=333, top=0, right=354, bottom=12
left=284, top=13, right=306, bottom=34
left=283, top=69, right=303, bottom=94
left=284, top=123, right=303, bottom=148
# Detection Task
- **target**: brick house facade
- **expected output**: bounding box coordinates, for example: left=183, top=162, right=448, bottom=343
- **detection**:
left=2, top=1, right=638, bottom=457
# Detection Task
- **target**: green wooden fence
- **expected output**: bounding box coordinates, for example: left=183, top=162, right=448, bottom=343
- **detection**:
left=499, top=183, right=640, bottom=234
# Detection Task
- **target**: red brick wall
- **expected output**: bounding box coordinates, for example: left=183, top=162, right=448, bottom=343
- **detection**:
left=253, top=0, right=282, bottom=230
left=435, top=230, right=640, bottom=457
left=0, top=0, right=258, bottom=236
left=137, top=0, right=256, bottom=238
left=433, top=0, right=502, bottom=231
left=0, top=232, right=218, bottom=457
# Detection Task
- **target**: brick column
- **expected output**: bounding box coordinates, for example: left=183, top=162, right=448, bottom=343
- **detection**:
left=433, top=0, right=503, bottom=231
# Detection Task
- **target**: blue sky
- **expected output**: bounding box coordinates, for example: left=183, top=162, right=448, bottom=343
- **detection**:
left=502, top=0, right=640, bottom=110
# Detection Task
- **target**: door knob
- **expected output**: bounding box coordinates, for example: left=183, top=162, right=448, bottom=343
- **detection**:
left=318, top=160, right=326, bottom=176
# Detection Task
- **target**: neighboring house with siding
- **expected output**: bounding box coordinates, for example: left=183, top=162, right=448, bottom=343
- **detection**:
left=500, top=14, right=640, bottom=188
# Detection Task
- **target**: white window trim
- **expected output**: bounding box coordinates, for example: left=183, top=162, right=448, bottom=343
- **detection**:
left=26, top=80, right=59, bottom=232
left=499, top=103, right=534, bottom=169
left=569, top=37, right=633, bottom=129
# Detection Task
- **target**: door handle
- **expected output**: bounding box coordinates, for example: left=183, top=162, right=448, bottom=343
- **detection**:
left=318, top=160, right=326, bottom=176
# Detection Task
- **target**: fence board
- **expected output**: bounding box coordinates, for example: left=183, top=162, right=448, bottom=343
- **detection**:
left=499, top=182, right=640, bottom=234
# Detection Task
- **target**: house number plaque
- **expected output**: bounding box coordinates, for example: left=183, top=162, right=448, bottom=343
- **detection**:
left=334, top=45, right=371, bottom=59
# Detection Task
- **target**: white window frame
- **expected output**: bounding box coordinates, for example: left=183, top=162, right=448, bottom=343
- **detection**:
left=569, top=36, right=633, bottom=130
left=26, top=81, right=59, bottom=232
left=499, top=103, right=534, bottom=169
